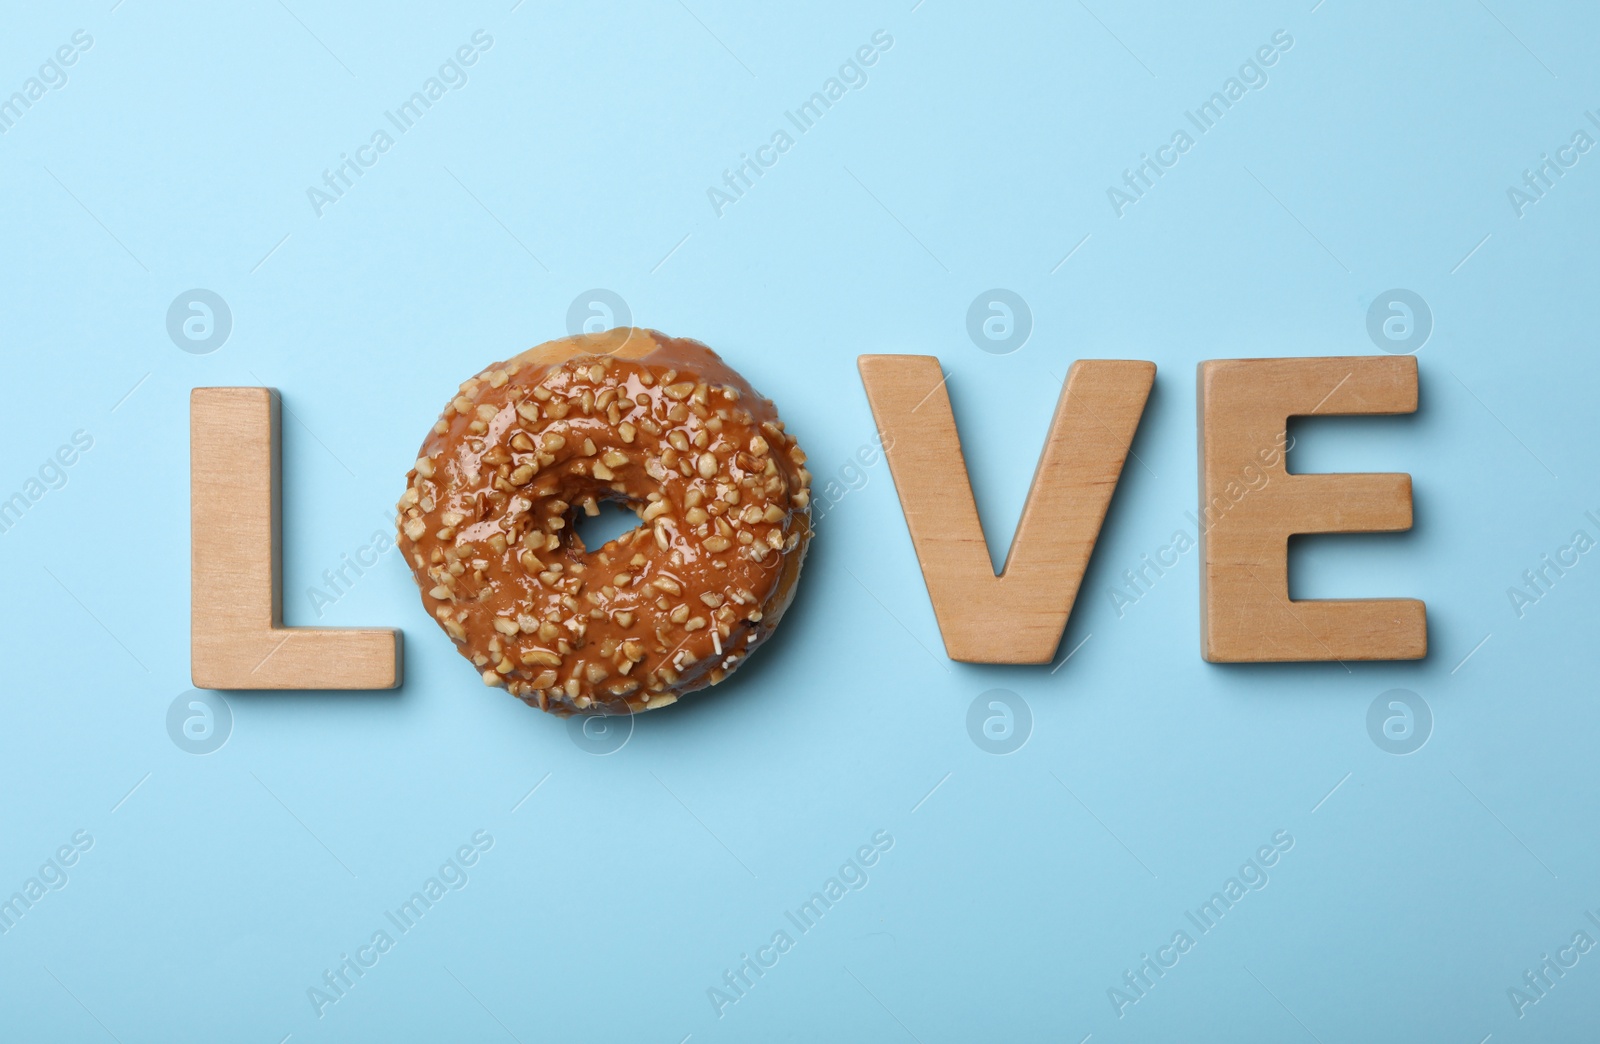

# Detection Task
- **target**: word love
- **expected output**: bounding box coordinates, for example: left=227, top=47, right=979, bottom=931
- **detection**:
left=189, top=354, right=1423, bottom=690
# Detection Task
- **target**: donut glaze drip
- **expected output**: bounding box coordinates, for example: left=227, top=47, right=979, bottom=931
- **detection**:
left=397, top=328, right=812, bottom=715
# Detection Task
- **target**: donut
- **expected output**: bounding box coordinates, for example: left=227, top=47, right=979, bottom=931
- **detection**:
left=396, top=328, right=813, bottom=715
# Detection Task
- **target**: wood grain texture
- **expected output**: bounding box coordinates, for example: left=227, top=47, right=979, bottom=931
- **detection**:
left=191, top=387, right=401, bottom=689
left=1197, top=356, right=1425, bottom=663
left=858, top=356, right=1154, bottom=664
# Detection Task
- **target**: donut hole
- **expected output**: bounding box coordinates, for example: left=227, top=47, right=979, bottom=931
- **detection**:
left=572, top=496, right=646, bottom=553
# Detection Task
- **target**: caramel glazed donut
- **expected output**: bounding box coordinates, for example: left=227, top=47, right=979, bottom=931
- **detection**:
left=397, top=328, right=813, bottom=716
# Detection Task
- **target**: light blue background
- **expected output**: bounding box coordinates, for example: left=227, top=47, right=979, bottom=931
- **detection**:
left=2, top=1, right=1597, bottom=1041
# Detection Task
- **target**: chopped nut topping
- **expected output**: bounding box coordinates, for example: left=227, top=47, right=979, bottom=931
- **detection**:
left=399, top=329, right=812, bottom=716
